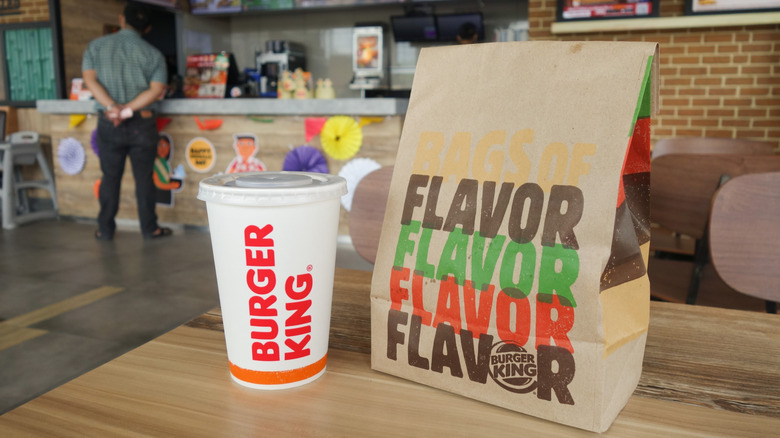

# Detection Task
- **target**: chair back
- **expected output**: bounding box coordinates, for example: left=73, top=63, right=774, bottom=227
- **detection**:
left=348, top=166, right=393, bottom=264
left=709, top=172, right=780, bottom=303
left=651, top=154, right=780, bottom=239
left=652, top=137, right=776, bottom=160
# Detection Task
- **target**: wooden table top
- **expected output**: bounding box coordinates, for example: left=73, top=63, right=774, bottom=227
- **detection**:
left=2, top=268, right=779, bottom=437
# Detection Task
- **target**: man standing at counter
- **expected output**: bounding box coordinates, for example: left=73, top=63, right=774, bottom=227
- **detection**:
left=82, top=2, right=171, bottom=240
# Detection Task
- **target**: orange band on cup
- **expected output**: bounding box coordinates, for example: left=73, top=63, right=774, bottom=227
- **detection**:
left=229, top=354, right=327, bottom=386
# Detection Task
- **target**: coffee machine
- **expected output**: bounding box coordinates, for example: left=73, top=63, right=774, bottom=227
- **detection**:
left=256, top=40, right=307, bottom=97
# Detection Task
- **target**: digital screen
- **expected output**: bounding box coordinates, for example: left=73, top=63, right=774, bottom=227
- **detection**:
left=296, top=0, right=400, bottom=6
left=391, top=15, right=438, bottom=42
left=436, top=13, right=484, bottom=42
left=356, top=36, right=380, bottom=70
left=353, top=26, right=383, bottom=77
left=557, top=0, right=658, bottom=21
left=686, top=0, right=780, bottom=14
left=190, top=0, right=241, bottom=14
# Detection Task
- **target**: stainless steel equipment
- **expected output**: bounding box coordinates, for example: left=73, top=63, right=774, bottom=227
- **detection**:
left=256, top=40, right=306, bottom=97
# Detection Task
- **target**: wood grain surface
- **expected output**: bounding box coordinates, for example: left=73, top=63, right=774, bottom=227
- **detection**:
left=650, top=154, right=780, bottom=239
left=649, top=226, right=696, bottom=256
left=709, top=172, right=780, bottom=303
left=348, top=166, right=393, bottom=264
left=651, top=137, right=776, bottom=160
left=2, top=268, right=778, bottom=437
left=647, top=257, right=767, bottom=311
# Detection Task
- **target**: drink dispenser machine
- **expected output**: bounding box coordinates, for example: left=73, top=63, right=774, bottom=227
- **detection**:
left=256, top=40, right=307, bottom=97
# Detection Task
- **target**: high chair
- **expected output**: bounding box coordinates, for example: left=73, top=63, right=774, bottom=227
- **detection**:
left=0, top=131, right=59, bottom=229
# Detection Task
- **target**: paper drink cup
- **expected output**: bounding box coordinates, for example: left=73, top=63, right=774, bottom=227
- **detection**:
left=198, top=171, right=347, bottom=390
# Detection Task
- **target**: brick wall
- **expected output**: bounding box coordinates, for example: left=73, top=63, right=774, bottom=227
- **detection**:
left=529, top=0, right=780, bottom=148
left=0, top=0, right=51, bottom=24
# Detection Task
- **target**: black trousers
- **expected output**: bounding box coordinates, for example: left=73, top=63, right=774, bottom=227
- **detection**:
left=96, top=113, right=159, bottom=238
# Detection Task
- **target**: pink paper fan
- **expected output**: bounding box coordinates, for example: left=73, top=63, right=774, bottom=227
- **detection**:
left=305, top=117, right=327, bottom=142
left=283, top=146, right=329, bottom=174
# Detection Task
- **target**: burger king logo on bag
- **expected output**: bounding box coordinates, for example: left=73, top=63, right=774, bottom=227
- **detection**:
left=489, top=341, right=537, bottom=394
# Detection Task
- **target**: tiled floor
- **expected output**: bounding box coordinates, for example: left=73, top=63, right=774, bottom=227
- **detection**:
left=0, top=218, right=372, bottom=415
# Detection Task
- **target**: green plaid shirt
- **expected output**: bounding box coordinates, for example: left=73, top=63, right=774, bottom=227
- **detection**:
left=82, top=29, right=166, bottom=111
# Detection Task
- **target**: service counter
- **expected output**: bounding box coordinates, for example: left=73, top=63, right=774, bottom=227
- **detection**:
left=37, top=98, right=408, bottom=235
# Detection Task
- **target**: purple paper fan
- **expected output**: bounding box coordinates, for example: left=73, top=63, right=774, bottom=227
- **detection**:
left=90, top=129, right=99, bottom=156
left=283, top=146, right=329, bottom=174
left=57, top=137, right=86, bottom=175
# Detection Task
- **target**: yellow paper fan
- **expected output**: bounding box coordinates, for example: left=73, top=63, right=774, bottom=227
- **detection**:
left=320, top=116, right=363, bottom=160
left=358, top=116, right=384, bottom=127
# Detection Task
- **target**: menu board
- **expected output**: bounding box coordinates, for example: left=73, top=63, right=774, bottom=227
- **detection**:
left=557, top=0, right=658, bottom=21
left=685, top=0, right=780, bottom=14
left=296, top=0, right=398, bottom=7
left=183, top=53, right=229, bottom=98
left=191, top=0, right=402, bottom=13
left=190, top=0, right=241, bottom=14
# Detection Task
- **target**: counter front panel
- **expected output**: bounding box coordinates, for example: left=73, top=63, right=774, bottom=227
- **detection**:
left=40, top=99, right=407, bottom=235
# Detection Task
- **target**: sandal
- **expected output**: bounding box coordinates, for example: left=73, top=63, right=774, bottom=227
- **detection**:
left=95, top=230, right=113, bottom=241
left=146, top=227, right=173, bottom=239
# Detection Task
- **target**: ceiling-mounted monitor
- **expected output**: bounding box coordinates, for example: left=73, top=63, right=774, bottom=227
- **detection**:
left=435, top=13, right=484, bottom=43
left=391, top=15, right=437, bottom=42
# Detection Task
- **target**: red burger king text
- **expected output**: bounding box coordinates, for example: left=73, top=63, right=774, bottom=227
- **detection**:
left=244, top=225, right=313, bottom=362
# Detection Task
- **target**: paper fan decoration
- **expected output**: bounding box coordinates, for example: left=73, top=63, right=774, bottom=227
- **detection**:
left=338, top=157, right=381, bottom=211
left=320, top=116, right=363, bottom=161
left=305, top=117, right=327, bottom=142
left=90, top=129, right=99, bottom=156
left=283, top=146, right=329, bottom=173
left=68, top=114, right=86, bottom=128
left=358, top=116, right=384, bottom=128
left=156, top=117, right=172, bottom=132
left=194, top=116, right=223, bottom=130
left=57, top=137, right=86, bottom=175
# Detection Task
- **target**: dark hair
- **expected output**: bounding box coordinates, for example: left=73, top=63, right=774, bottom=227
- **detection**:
left=124, top=3, right=151, bottom=31
left=458, top=22, right=478, bottom=41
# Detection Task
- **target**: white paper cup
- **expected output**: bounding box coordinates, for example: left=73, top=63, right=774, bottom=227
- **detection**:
left=198, top=171, right=347, bottom=390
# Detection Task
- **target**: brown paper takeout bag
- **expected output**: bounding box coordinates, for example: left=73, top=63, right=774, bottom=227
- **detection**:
left=370, top=41, right=658, bottom=433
